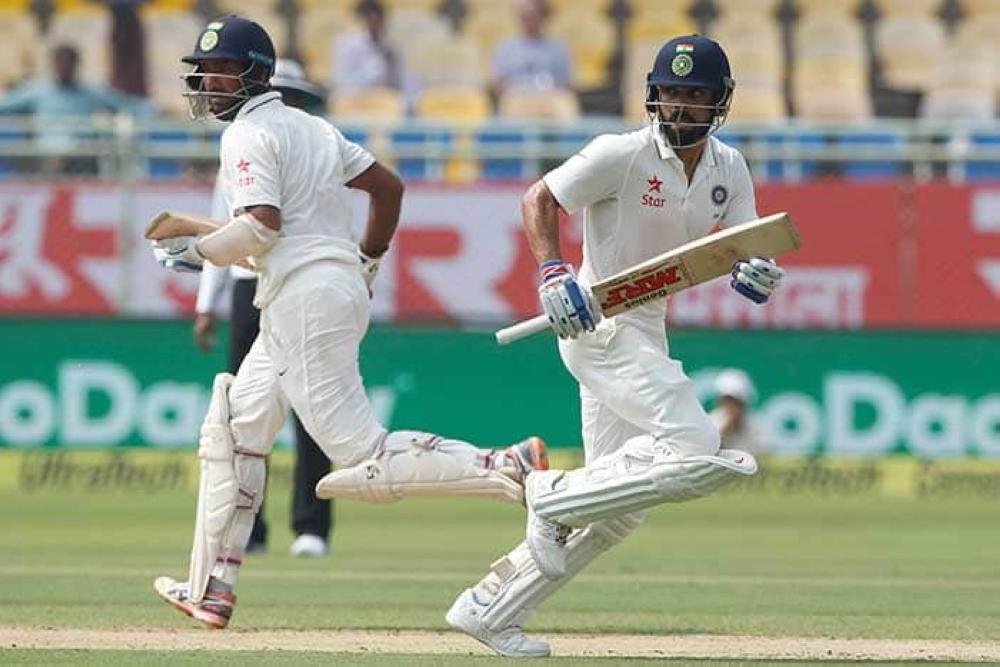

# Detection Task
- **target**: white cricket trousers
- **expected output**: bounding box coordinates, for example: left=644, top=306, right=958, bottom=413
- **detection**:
left=228, top=259, right=385, bottom=465
left=559, top=314, right=719, bottom=463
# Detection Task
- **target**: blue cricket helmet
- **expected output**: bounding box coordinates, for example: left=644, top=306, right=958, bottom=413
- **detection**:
left=645, top=35, right=735, bottom=148
left=181, top=16, right=276, bottom=121
left=183, top=15, right=276, bottom=75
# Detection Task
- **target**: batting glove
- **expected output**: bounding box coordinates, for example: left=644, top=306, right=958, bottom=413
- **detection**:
left=538, top=260, right=600, bottom=339
left=152, top=236, right=204, bottom=273
left=358, top=247, right=382, bottom=293
left=731, top=256, right=785, bottom=304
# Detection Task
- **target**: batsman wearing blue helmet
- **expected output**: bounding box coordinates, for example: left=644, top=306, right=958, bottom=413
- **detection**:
left=447, top=35, right=785, bottom=657
left=151, top=15, right=549, bottom=630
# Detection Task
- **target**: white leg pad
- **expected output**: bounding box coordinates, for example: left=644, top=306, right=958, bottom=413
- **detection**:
left=188, top=373, right=266, bottom=602
left=529, top=442, right=757, bottom=528
left=315, top=431, right=523, bottom=504
left=473, top=513, right=645, bottom=631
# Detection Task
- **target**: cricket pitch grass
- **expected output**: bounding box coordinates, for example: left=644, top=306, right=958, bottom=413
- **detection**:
left=2, top=452, right=1000, bottom=665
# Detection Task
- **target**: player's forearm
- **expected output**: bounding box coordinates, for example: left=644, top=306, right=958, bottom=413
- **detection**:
left=360, top=179, right=402, bottom=258
left=522, top=180, right=563, bottom=263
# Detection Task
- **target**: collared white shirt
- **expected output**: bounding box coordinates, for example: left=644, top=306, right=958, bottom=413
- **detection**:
left=218, top=92, right=376, bottom=308
left=543, top=126, right=757, bottom=325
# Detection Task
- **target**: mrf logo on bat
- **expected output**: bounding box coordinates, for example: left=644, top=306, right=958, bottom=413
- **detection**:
left=597, top=262, right=690, bottom=314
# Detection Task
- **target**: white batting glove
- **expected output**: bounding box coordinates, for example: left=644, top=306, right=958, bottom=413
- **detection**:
left=730, top=256, right=784, bottom=304
left=358, top=247, right=381, bottom=293
left=152, top=236, right=204, bottom=273
left=538, top=260, right=600, bottom=339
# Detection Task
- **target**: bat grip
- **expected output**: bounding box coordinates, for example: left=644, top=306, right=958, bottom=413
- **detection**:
left=494, top=314, right=551, bottom=345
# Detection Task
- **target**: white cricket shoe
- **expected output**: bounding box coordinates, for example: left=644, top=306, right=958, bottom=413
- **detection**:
left=290, top=533, right=329, bottom=558
left=153, top=576, right=235, bottom=629
left=445, top=588, right=551, bottom=658
left=525, top=472, right=571, bottom=580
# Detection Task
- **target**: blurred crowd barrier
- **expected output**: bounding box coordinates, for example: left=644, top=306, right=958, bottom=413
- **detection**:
left=0, top=116, right=998, bottom=182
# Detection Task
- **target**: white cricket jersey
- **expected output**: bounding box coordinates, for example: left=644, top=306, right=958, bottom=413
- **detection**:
left=543, top=126, right=757, bottom=325
left=219, top=92, right=375, bottom=307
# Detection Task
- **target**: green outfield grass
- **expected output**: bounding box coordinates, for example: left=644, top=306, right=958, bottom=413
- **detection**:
left=2, top=453, right=1000, bottom=663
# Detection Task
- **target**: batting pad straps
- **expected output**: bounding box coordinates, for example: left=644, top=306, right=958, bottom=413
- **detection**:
left=195, top=213, right=278, bottom=266
left=529, top=449, right=758, bottom=528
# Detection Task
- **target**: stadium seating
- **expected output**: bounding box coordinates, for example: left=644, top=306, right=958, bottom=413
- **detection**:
left=144, top=10, right=202, bottom=117
left=298, top=4, right=355, bottom=86
left=331, top=87, right=406, bottom=121
left=709, top=12, right=785, bottom=123
left=498, top=89, right=580, bottom=122
left=791, top=10, right=871, bottom=121
left=549, top=7, right=615, bottom=90
left=406, top=36, right=483, bottom=89
left=920, top=45, right=997, bottom=121
left=874, top=9, right=947, bottom=93
left=0, top=10, right=39, bottom=90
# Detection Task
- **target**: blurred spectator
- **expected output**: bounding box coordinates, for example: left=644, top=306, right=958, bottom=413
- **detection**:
left=490, top=0, right=572, bottom=98
left=710, top=369, right=763, bottom=455
left=333, top=0, right=416, bottom=106
left=0, top=43, right=152, bottom=174
left=101, top=0, right=149, bottom=97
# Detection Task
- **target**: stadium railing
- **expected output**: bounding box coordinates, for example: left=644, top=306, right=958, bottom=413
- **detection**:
left=0, top=114, right=998, bottom=182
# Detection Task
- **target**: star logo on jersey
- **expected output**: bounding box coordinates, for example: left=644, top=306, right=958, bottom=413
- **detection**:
left=642, top=174, right=666, bottom=208
left=647, top=175, right=663, bottom=193
left=236, top=158, right=250, bottom=173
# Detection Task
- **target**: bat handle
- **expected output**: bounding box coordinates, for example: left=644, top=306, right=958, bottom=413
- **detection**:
left=494, top=314, right=551, bottom=345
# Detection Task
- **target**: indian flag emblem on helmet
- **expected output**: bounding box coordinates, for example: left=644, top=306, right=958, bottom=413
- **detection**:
left=675, top=43, right=695, bottom=53
left=671, top=53, right=694, bottom=77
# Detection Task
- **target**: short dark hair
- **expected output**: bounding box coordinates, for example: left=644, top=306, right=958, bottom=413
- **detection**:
left=355, top=0, right=385, bottom=17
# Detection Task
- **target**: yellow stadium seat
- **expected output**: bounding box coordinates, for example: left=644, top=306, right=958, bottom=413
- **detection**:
left=795, top=0, right=863, bottom=16
left=548, top=0, right=613, bottom=13
left=963, top=0, right=1000, bottom=16
left=388, top=8, right=452, bottom=47
left=0, top=10, right=38, bottom=88
left=382, top=0, right=442, bottom=10
left=146, top=11, right=203, bottom=116
left=727, top=83, right=786, bottom=123
left=921, top=44, right=997, bottom=120
left=415, top=86, right=491, bottom=122
left=622, top=39, right=662, bottom=119
left=875, top=13, right=946, bottom=91
left=331, top=87, right=406, bottom=121
left=0, top=0, right=32, bottom=9
left=406, top=37, right=484, bottom=88
left=876, top=0, right=941, bottom=15
left=792, top=58, right=871, bottom=120
left=298, top=6, right=355, bottom=86
left=498, top=88, right=580, bottom=121
left=462, top=3, right=519, bottom=77
left=714, top=0, right=782, bottom=17
left=626, top=14, right=698, bottom=43
left=549, top=9, right=615, bottom=89
left=628, top=0, right=696, bottom=16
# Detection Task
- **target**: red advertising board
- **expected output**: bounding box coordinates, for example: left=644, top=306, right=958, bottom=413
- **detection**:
left=911, top=184, right=1000, bottom=327
left=0, top=180, right=997, bottom=328
left=670, top=183, right=906, bottom=328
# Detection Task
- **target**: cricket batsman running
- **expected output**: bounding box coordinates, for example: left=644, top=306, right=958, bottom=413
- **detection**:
left=150, top=15, right=548, bottom=629
left=446, top=35, right=785, bottom=657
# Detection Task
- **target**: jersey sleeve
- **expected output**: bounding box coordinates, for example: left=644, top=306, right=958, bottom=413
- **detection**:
left=722, top=154, right=758, bottom=226
left=220, top=123, right=282, bottom=214
left=543, top=134, right=633, bottom=214
left=336, top=126, right=376, bottom=183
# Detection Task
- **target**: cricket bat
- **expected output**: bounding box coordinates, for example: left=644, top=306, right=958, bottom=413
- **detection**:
left=144, top=211, right=255, bottom=271
left=495, top=212, right=800, bottom=345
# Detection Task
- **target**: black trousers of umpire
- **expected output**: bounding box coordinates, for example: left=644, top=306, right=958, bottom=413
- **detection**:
left=230, top=278, right=333, bottom=546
